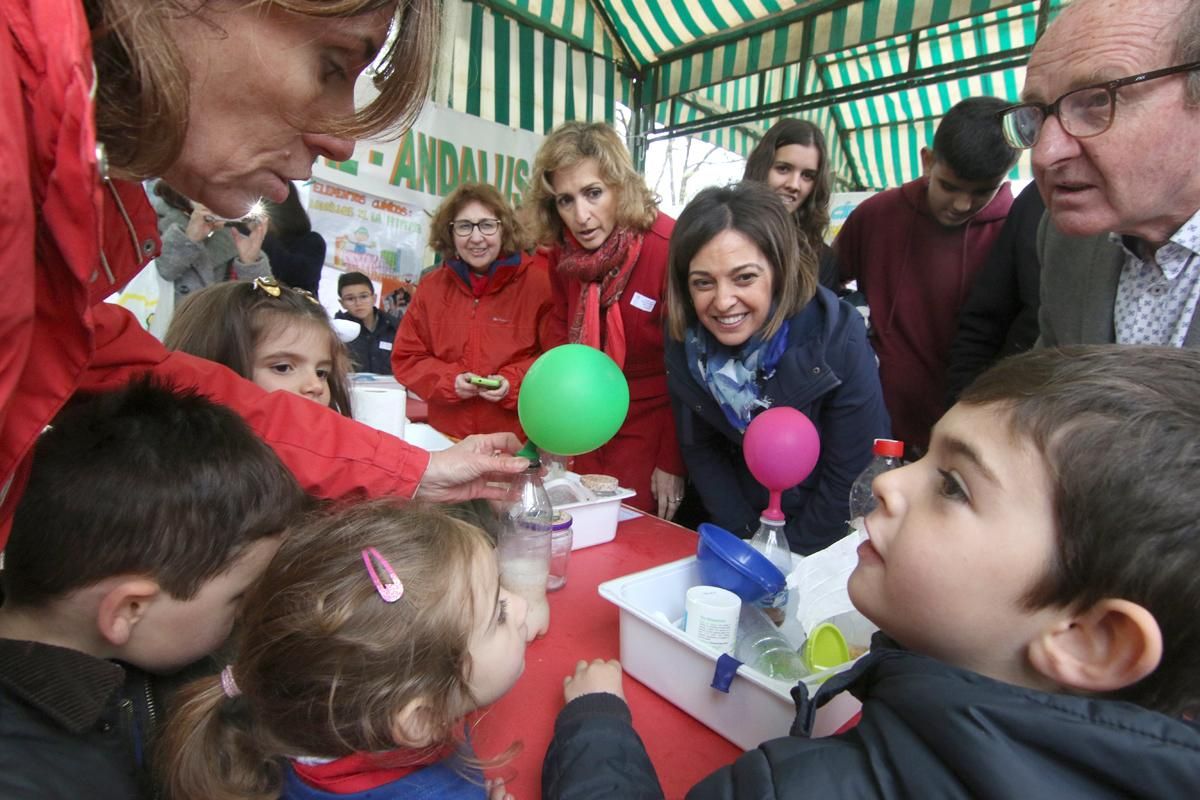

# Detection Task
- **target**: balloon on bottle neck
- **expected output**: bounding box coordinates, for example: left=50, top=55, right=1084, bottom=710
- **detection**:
left=762, top=498, right=787, bottom=523
left=517, top=344, right=630, bottom=456
left=743, top=407, right=821, bottom=520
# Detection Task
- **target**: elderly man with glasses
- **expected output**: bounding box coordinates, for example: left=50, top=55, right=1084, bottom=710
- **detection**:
left=1004, top=0, right=1200, bottom=348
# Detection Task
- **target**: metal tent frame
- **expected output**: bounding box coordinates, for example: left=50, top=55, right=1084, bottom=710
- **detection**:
left=436, top=1, right=1070, bottom=189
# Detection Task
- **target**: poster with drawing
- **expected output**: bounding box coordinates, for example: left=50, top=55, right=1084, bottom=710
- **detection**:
left=306, top=181, right=426, bottom=297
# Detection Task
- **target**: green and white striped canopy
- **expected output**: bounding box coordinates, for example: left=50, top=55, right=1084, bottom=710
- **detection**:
left=436, top=1, right=1072, bottom=189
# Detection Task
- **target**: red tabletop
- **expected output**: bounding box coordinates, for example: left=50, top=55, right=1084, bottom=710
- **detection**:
left=473, top=512, right=742, bottom=799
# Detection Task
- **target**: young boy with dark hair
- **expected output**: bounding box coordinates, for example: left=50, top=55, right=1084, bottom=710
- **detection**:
left=335, top=270, right=400, bottom=374
left=835, top=96, right=1019, bottom=455
left=543, top=345, right=1200, bottom=799
left=0, top=379, right=307, bottom=799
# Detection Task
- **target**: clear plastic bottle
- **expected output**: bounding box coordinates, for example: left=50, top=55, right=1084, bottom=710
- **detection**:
left=749, top=514, right=792, bottom=626
left=848, top=438, right=904, bottom=534
left=734, top=604, right=806, bottom=681
left=496, top=453, right=554, bottom=638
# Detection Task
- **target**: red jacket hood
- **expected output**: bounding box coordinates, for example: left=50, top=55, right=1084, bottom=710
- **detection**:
left=900, top=175, right=1015, bottom=226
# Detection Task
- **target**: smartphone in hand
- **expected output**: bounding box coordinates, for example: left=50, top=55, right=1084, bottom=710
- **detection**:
left=468, top=375, right=502, bottom=389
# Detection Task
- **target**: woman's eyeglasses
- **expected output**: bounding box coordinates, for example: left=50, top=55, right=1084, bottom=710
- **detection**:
left=450, top=218, right=501, bottom=237
left=999, top=61, right=1200, bottom=149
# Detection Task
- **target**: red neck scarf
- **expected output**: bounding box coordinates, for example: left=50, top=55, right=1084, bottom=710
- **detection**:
left=290, top=746, right=453, bottom=794
left=556, top=226, right=644, bottom=369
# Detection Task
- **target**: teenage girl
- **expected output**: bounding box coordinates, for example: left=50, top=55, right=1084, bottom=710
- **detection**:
left=160, top=501, right=526, bottom=800
left=164, top=277, right=354, bottom=416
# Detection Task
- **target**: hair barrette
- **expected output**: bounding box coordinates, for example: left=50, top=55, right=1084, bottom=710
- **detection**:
left=362, top=547, right=404, bottom=603
left=292, top=287, right=322, bottom=306
left=252, top=275, right=282, bottom=297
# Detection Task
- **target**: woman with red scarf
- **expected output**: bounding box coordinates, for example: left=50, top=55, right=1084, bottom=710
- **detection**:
left=525, top=122, right=685, bottom=519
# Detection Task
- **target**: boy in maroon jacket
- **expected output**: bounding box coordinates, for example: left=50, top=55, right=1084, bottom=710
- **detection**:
left=835, top=97, right=1018, bottom=455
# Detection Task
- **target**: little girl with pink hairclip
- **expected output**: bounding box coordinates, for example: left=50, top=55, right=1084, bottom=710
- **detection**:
left=159, top=501, right=527, bottom=800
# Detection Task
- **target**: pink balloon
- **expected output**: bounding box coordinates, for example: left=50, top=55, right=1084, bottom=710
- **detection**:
left=743, top=408, right=820, bottom=519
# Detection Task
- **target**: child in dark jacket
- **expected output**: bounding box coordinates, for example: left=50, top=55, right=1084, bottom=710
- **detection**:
left=335, top=270, right=401, bottom=375
left=0, top=379, right=306, bottom=799
left=542, top=346, right=1200, bottom=799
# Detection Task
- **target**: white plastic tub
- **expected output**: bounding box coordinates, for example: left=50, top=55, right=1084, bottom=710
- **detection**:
left=599, top=556, right=863, bottom=750
left=545, top=473, right=636, bottom=550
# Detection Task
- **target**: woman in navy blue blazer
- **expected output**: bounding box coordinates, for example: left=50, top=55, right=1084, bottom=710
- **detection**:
left=664, top=182, right=890, bottom=554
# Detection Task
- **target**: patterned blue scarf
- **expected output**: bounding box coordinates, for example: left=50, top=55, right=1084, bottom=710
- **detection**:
left=684, top=318, right=791, bottom=432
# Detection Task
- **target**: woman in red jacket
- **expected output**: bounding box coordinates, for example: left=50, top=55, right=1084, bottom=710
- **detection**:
left=524, top=122, right=685, bottom=519
left=392, top=183, right=555, bottom=440
left=0, top=0, right=529, bottom=544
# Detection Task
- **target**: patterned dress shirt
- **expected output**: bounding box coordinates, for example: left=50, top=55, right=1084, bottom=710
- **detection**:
left=1113, top=210, right=1200, bottom=346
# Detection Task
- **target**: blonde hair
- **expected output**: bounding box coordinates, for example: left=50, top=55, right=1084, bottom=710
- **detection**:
left=428, top=183, right=528, bottom=261
left=88, top=0, right=438, bottom=178
left=523, top=121, right=658, bottom=245
left=164, top=280, right=354, bottom=416
left=159, top=502, right=513, bottom=800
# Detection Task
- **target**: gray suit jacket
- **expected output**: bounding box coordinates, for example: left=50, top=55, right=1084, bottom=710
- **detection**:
left=1037, top=217, right=1200, bottom=347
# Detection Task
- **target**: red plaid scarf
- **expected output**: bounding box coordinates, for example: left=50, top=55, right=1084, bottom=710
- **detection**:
left=555, top=226, right=644, bottom=368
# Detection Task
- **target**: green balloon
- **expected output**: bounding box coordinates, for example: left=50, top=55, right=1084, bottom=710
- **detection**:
left=518, top=344, right=630, bottom=456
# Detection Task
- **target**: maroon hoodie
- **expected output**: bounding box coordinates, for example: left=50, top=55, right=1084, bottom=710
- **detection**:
left=835, top=177, right=1013, bottom=451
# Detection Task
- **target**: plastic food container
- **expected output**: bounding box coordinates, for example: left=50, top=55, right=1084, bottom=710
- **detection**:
left=599, top=556, right=866, bottom=750
left=695, top=523, right=787, bottom=603
left=544, top=472, right=635, bottom=550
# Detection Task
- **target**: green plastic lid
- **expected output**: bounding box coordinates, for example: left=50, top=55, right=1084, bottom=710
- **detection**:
left=802, top=622, right=851, bottom=673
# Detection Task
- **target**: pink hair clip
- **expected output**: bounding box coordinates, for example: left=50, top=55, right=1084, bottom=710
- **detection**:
left=362, top=547, right=404, bottom=603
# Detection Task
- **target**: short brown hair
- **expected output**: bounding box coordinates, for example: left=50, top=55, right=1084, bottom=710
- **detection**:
left=160, top=502, right=509, bottom=799
left=960, top=345, right=1200, bottom=717
left=2, top=379, right=306, bottom=607
left=428, top=183, right=527, bottom=261
left=165, top=280, right=354, bottom=417
left=89, top=0, right=438, bottom=178
left=666, top=182, right=816, bottom=342
left=522, top=121, right=658, bottom=245
left=743, top=119, right=832, bottom=252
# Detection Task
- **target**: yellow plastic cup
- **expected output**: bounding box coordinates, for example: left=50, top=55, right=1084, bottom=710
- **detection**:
left=802, top=622, right=851, bottom=673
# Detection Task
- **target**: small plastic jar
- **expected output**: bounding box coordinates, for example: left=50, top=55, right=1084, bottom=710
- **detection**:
left=547, top=512, right=574, bottom=591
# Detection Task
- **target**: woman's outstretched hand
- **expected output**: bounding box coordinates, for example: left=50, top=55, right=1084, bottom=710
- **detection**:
left=414, top=432, right=529, bottom=503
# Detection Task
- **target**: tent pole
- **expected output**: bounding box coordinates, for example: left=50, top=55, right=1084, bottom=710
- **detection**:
left=628, top=70, right=652, bottom=174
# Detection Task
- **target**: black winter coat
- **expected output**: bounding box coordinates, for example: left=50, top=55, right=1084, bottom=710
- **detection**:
left=666, top=288, right=890, bottom=554
left=262, top=231, right=326, bottom=299
left=543, top=637, right=1200, bottom=799
left=0, top=639, right=164, bottom=800
left=945, top=182, right=1045, bottom=403
left=336, top=309, right=401, bottom=375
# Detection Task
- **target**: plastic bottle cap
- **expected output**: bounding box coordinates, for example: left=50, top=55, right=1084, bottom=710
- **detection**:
left=802, top=622, right=851, bottom=672
left=872, top=439, right=904, bottom=458
left=516, top=441, right=541, bottom=464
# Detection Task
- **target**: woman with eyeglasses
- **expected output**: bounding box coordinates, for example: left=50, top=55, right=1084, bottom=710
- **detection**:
left=391, top=183, right=555, bottom=440
left=524, top=122, right=686, bottom=520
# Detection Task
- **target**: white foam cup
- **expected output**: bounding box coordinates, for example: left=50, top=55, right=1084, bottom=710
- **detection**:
left=683, top=585, right=742, bottom=655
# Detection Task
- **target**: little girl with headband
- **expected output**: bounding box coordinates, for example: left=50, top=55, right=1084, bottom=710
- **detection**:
left=160, top=501, right=526, bottom=800
left=165, top=277, right=354, bottom=416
